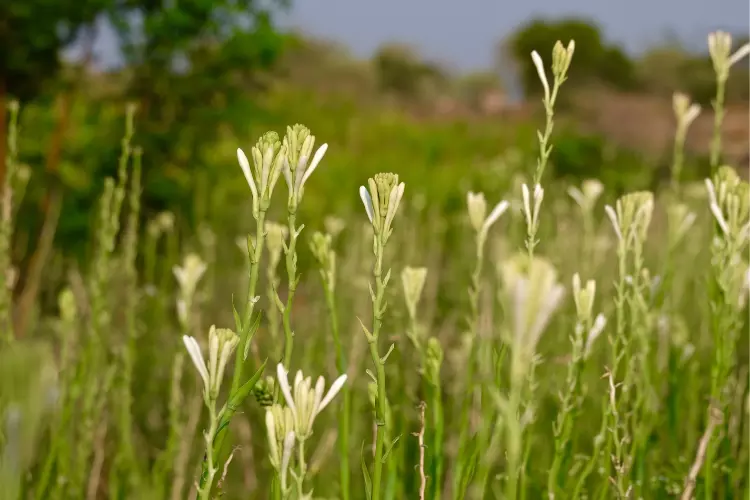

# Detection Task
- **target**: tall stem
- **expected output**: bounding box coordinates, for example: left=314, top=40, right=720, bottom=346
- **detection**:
left=369, top=236, right=388, bottom=500
left=323, top=281, right=350, bottom=499
left=281, top=210, right=299, bottom=370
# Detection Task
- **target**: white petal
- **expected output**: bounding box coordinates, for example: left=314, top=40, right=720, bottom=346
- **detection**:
left=585, top=313, right=607, bottom=357
left=704, top=179, right=718, bottom=206
left=312, top=376, right=326, bottom=416
left=277, top=363, right=297, bottom=417
left=729, top=43, right=750, bottom=67
left=567, top=187, right=585, bottom=208
left=317, top=374, right=347, bottom=414
left=482, top=200, right=510, bottom=233
left=521, top=184, right=531, bottom=218
left=182, top=335, right=209, bottom=389
left=280, top=431, right=295, bottom=488
left=265, top=409, right=279, bottom=464
left=359, top=186, right=374, bottom=223
left=237, top=148, right=258, bottom=200
left=300, top=143, right=328, bottom=188
left=709, top=202, right=730, bottom=235
left=604, top=205, right=622, bottom=241
left=530, top=51, right=550, bottom=101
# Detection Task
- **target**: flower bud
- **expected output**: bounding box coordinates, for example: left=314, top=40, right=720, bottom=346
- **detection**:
left=207, top=326, right=240, bottom=399
left=360, top=172, right=406, bottom=239
left=552, top=40, right=575, bottom=81
left=401, top=266, right=428, bottom=320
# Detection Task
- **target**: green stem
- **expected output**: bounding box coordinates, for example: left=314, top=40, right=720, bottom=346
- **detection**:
left=323, top=281, right=350, bottom=500
left=281, top=211, right=299, bottom=373
left=211, top=209, right=266, bottom=479
left=455, top=238, right=483, bottom=495
left=369, top=236, right=388, bottom=500
left=709, top=75, right=726, bottom=172
left=198, top=400, right=220, bottom=500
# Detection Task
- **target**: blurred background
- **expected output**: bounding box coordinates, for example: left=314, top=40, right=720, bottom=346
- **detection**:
left=0, top=0, right=748, bottom=333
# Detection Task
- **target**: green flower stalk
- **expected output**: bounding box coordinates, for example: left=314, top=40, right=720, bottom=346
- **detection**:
left=456, top=191, right=509, bottom=497
left=278, top=124, right=328, bottom=373
left=702, top=167, right=750, bottom=497
left=310, top=230, right=351, bottom=499
left=215, top=131, right=286, bottom=465
left=266, top=222, right=288, bottom=357
left=358, top=172, right=405, bottom=500
left=525, top=41, right=573, bottom=257
left=602, top=191, right=655, bottom=496
left=496, top=254, right=565, bottom=500
left=707, top=32, right=750, bottom=171
left=547, top=274, right=606, bottom=497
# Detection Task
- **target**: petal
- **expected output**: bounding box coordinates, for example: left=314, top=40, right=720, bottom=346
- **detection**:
left=277, top=363, right=297, bottom=417
left=312, top=376, right=325, bottom=416
left=300, top=143, right=328, bottom=188
left=359, top=186, right=374, bottom=223
left=282, top=157, right=293, bottom=192
left=604, top=205, right=622, bottom=241
left=567, top=187, right=585, bottom=208
left=237, top=148, right=258, bottom=200
left=317, top=374, right=347, bottom=414
left=182, top=335, right=209, bottom=389
left=482, top=200, right=510, bottom=233
left=530, top=51, right=550, bottom=100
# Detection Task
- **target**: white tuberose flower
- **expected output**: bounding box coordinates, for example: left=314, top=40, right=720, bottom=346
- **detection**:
left=276, top=363, right=347, bottom=439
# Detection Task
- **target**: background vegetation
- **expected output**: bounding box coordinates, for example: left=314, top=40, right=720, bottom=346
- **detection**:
left=0, top=2, right=748, bottom=499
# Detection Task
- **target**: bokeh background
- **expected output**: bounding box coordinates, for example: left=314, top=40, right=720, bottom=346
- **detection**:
left=1, top=0, right=748, bottom=338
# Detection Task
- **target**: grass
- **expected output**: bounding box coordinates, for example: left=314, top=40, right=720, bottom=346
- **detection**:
left=0, top=32, right=749, bottom=500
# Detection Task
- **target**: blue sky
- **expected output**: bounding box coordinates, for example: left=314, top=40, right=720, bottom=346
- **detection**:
left=80, top=0, right=749, bottom=71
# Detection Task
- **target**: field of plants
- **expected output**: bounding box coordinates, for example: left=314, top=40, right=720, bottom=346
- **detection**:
left=0, top=31, right=749, bottom=500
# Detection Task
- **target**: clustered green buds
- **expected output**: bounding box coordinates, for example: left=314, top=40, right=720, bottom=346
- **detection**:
left=551, top=40, right=575, bottom=82
left=253, top=376, right=276, bottom=407
left=182, top=325, right=240, bottom=400
left=310, top=231, right=336, bottom=289
left=282, top=124, right=328, bottom=208
left=466, top=191, right=510, bottom=249
left=567, top=179, right=604, bottom=213
left=237, top=131, right=287, bottom=219
left=708, top=31, right=750, bottom=82
left=401, top=266, right=428, bottom=321
left=359, top=172, right=406, bottom=241
left=498, top=254, right=565, bottom=376
left=605, top=191, right=654, bottom=248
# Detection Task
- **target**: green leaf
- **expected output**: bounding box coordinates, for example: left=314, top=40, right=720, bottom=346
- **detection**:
left=360, top=442, right=372, bottom=500
left=232, top=295, right=242, bottom=333
left=381, top=435, right=401, bottom=463
left=243, top=311, right=263, bottom=361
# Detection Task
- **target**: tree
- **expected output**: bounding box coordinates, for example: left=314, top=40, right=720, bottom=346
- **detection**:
left=0, top=0, right=110, bottom=183
left=503, top=18, right=638, bottom=98
left=106, top=0, right=288, bottom=226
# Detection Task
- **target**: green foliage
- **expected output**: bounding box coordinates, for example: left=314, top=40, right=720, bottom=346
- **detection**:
left=0, top=0, right=108, bottom=100
left=506, top=18, right=639, bottom=96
